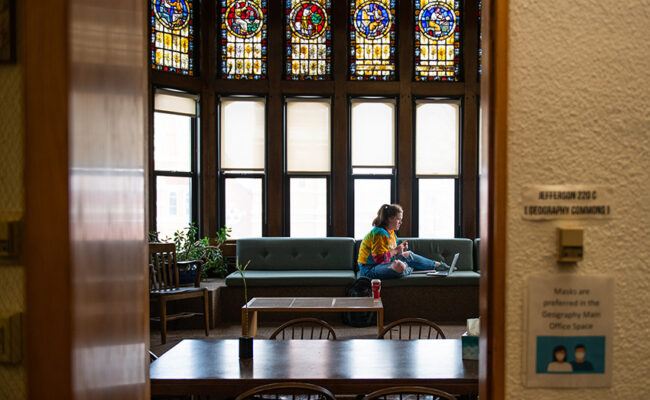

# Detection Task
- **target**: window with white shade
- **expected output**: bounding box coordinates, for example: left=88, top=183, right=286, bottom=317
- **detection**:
left=153, top=89, right=198, bottom=240
left=219, top=97, right=266, bottom=238
left=286, top=98, right=331, bottom=237
left=350, top=98, right=396, bottom=238
left=415, top=100, right=460, bottom=238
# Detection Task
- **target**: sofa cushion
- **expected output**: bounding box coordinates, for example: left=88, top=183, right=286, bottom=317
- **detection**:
left=381, top=271, right=480, bottom=287
left=225, top=270, right=357, bottom=287
left=237, top=237, right=356, bottom=271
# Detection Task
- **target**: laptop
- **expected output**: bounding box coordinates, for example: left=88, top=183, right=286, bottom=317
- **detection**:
left=426, top=253, right=460, bottom=277
left=410, top=253, right=460, bottom=276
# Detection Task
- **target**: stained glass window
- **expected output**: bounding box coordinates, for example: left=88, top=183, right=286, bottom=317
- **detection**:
left=150, top=0, right=196, bottom=76
left=349, top=0, right=397, bottom=81
left=414, top=0, right=461, bottom=81
left=285, top=0, right=332, bottom=80
left=220, top=0, right=268, bottom=79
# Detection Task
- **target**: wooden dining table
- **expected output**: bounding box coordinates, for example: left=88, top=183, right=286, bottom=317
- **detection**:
left=150, top=339, right=478, bottom=398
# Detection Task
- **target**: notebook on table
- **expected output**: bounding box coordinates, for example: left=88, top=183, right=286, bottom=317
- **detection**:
left=410, top=253, right=460, bottom=276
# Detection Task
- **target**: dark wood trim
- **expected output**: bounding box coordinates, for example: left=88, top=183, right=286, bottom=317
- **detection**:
left=24, top=1, right=73, bottom=397
left=397, top=0, right=414, bottom=236
left=331, top=3, right=349, bottom=236
left=479, top=0, right=508, bottom=399
left=266, top=2, right=284, bottom=236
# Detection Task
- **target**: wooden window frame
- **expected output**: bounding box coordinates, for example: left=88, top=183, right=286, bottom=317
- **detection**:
left=148, top=1, right=481, bottom=239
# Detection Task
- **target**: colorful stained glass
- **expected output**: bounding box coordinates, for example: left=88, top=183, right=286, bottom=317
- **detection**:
left=349, top=0, right=397, bottom=81
left=414, top=0, right=461, bottom=81
left=285, top=0, right=332, bottom=80
left=220, top=0, right=268, bottom=79
left=150, top=0, right=196, bottom=76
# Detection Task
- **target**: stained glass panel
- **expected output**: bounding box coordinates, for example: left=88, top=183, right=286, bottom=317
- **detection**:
left=150, top=0, right=196, bottom=76
left=414, top=0, right=461, bottom=81
left=285, top=0, right=332, bottom=80
left=349, top=0, right=397, bottom=81
left=220, top=0, right=268, bottom=79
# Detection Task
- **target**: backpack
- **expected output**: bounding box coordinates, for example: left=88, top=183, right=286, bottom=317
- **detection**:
left=342, top=276, right=377, bottom=327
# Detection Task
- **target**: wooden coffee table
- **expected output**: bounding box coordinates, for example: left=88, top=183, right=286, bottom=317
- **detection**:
left=242, top=297, right=384, bottom=337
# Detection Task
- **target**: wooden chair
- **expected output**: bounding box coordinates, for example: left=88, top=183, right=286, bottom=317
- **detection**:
left=377, top=318, right=446, bottom=340
left=149, top=242, right=209, bottom=344
left=361, top=386, right=457, bottom=400
left=234, top=382, right=336, bottom=400
left=269, top=317, right=337, bottom=340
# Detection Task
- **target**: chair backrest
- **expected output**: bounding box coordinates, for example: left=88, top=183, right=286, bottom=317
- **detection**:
left=269, top=318, right=337, bottom=340
left=361, top=386, right=457, bottom=400
left=235, top=382, right=336, bottom=400
left=149, top=242, right=180, bottom=291
left=377, top=318, right=446, bottom=340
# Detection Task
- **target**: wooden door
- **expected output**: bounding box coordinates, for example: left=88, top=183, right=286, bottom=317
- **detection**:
left=23, top=1, right=149, bottom=399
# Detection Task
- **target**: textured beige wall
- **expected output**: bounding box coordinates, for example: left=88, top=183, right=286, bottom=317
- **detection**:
left=0, top=5, right=25, bottom=398
left=506, top=0, right=649, bottom=398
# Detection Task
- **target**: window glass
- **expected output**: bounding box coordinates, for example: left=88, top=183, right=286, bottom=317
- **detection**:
left=414, top=0, right=461, bottom=81
left=225, top=178, right=263, bottom=238
left=156, top=176, right=192, bottom=240
left=351, top=101, right=395, bottom=167
left=418, top=178, right=455, bottom=238
left=150, top=0, right=196, bottom=75
left=154, top=112, right=192, bottom=172
left=349, top=0, right=397, bottom=80
left=290, top=178, right=327, bottom=237
left=220, top=0, right=268, bottom=79
left=220, top=98, right=266, bottom=170
left=354, top=179, right=391, bottom=238
left=286, top=99, right=331, bottom=172
left=415, top=101, right=459, bottom=176
left=285, top=0, right=332, bottom=80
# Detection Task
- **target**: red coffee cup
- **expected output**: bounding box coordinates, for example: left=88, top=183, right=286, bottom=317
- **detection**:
left=371, top=279, right=381, bottom=298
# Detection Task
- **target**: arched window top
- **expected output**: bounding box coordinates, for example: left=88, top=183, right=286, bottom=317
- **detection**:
left=349, top=0, right=397, bottom=81
left=285, top=0, right=333, bottom=80
left=414, top=0, right=461, bottom=81
left=150, top=0, right=197, bottom=76
left=220, top=0, right=268, bottom=79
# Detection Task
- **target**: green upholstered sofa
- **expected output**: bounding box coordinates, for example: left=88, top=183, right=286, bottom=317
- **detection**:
left=224, top=237, right=357, bottom=287
left=219, top=237, right=479, bottom=324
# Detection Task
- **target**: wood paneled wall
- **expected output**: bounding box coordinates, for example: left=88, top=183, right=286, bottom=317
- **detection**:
left=24, top=1, right=148, bottom=399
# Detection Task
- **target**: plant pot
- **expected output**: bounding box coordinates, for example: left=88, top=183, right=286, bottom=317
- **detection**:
left=239, top=336, right=253, bottom=359
left=177, top=260, right=201, bottom=286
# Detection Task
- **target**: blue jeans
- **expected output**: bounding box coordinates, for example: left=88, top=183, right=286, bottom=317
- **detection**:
left=359, top=252, right=444, bottom=280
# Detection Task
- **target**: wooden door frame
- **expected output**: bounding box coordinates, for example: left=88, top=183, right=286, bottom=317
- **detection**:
left=478, top=0, right=508, bottom=399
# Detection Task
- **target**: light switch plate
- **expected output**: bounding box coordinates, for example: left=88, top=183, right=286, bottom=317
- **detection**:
left=557, top=227, right=584, bottom=262
left=0, top=312, right=23, bottom=364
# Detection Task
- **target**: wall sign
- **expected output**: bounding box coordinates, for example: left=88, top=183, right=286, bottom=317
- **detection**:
left=525, top=275, right=614, bottom=387
left=522, top=185, right=613, bottom=220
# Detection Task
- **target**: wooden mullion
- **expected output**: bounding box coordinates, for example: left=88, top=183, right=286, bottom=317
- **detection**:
left=266, top=0, right=284, bottom=237
left=460, top=0, right=480, bottom=239
left=200, top=0, right=218, bottom=237
left=331, top=0, right=349, bottom=237
left=397, top=0, right=414, bottom=236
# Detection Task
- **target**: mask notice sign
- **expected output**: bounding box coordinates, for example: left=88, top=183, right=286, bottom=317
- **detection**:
left=524, top=275, right=613, bottom=387
left=522, top=185, right=613, bottom=220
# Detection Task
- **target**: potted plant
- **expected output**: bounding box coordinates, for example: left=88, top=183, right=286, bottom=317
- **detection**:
left=151, top=223, right=231, bottom=284
left=236, top=260, right=253, bottom=359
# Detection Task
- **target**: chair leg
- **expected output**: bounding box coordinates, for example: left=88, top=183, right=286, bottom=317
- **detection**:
left=203, top=291, right=210, bottom=337
left=160, top=298, right=167, bottom=345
